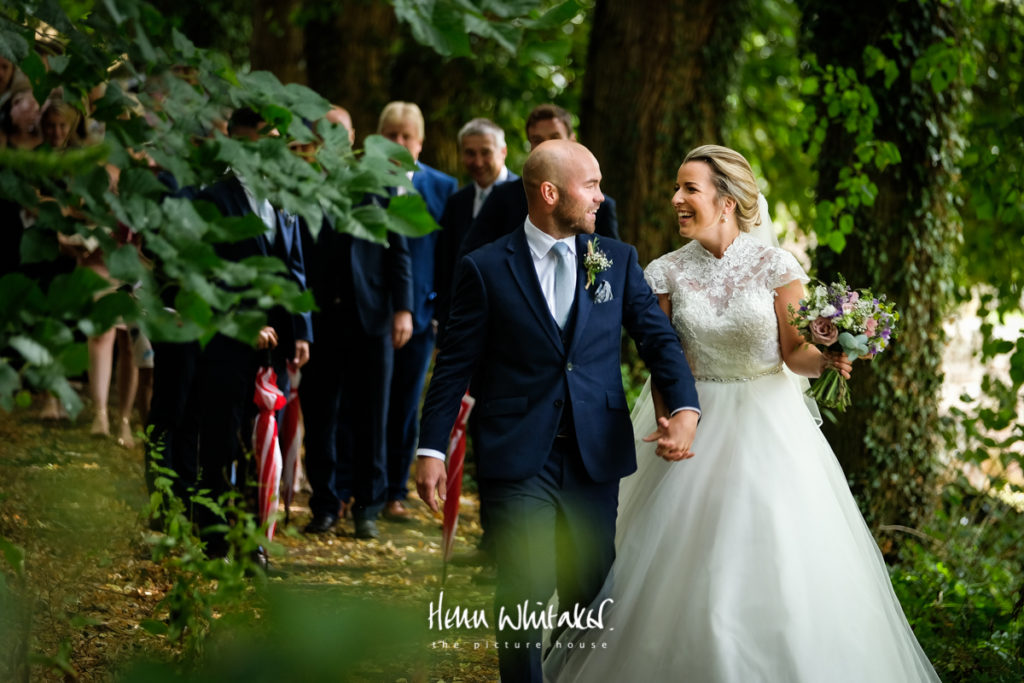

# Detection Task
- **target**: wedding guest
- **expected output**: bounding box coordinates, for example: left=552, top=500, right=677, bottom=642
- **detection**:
left=39, top=99, right=86, bottom=149
left=458, top=103, right=619, bottom=260
left=378, top=101, right=456, bottom=521
left=435, top=117, right=517, bottom=331
left=1, top=87, right=42, bottom=278
left=0, top=87, right=42, bottom=150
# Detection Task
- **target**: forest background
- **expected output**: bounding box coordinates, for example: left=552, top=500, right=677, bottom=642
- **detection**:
left=1, top=0, right=1022, bottom=681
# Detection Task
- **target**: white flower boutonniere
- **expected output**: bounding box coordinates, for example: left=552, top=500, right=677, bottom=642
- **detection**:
left=584, top=237, right=613, bottom=288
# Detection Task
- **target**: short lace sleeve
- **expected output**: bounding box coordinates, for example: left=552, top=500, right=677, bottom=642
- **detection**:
left=644, top=255, right=672, bottom=294
left=765, top=248, right=809, bottom=291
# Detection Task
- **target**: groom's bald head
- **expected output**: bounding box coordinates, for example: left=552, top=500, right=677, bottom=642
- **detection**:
left=523, top=140, right=604, bottom=238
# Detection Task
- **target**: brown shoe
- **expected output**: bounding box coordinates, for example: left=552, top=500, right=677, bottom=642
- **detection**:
left=383, top=500, right=411, bottom=521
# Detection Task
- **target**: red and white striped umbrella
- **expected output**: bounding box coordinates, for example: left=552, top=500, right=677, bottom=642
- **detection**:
left=279, top=361, right=304, bottom=522
left=442, top=393, right=475, bottom=572
left=253, top=365, right=287, bottom=540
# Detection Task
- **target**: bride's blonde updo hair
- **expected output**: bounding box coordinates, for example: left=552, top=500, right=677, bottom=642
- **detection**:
left=682, top=144, right=761, bottom=232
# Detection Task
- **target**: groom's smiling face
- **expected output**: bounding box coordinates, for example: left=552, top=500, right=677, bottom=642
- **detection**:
left=553, top=154, right=604, bottom=236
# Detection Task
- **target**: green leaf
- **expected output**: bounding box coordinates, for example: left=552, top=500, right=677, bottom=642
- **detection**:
left=523, top=0, right=582, bottom=29
left=9, top=336, right=54, bottom=365
left=0, top=362, right=20, bottom=408
left=0, top=537, right=25, bottom=578
left=139, top=619, right=169, bottom=636
left=174, top=290, right=214, bottom=328
left=0, top=26, right=30, bottom=63
left=385, top=194, right=441, bottom=238
left=107, top=245, right=145, bottom=282
left=47, top=267, right=110, bottom=315
left=18, top=228, right=60, bottom=265
left=56, top=342, right=89, bottom=376
left=839, top=214, right=854, bottom=234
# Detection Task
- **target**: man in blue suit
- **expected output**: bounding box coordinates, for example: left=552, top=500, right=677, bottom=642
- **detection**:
left=378, top=102, right=457, bottom=521
left=435, top=117, right=518, bottom=333
left=147, top=110, right=312, bottom=565
left=416, top=140, right=700, bottom=682
left=458, top=104, right=620, bottom=259
left=300, top=209, right=414, bottom=540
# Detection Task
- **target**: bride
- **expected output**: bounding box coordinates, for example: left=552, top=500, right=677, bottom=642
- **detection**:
left=544, top=145, right=940, bottom=682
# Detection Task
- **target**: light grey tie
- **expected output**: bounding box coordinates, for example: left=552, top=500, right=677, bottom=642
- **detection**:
left=473, top=187, right=490, bottom=218
left=552, top=241, right=574, bottom=329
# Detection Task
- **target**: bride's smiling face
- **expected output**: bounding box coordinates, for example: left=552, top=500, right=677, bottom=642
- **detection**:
left=672, top=161, right=730, bottom=239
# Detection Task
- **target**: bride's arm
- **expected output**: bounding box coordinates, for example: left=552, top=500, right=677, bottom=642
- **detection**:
left=650, top=293, right=672, bottom=419
left=774, top=280, right=852, bottom=379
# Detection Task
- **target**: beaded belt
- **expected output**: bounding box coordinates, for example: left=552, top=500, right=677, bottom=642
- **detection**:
left=694, top=364, right=783, bottom=383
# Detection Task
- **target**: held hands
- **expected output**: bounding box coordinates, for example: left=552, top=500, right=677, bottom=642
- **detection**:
left=415, top=456, right=447, bottom=513
left=643, top=409, right=698, bottom=462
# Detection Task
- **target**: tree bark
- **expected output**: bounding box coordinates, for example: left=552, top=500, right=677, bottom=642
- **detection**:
left=800, top=0, right=960, bottom=537
left=251, top=0, right=307, bottom=85
left=580, top=0, right=749, bottom=264
left=303, top=0, right=397, bottom=148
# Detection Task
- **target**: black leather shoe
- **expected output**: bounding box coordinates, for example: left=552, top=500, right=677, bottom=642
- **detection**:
left=304, top=513, right=338, bottom=534
left=354, top=518, right=380, bottom=540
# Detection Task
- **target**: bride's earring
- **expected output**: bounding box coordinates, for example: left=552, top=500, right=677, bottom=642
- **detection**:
left=720, top=214, right=727, bottom=223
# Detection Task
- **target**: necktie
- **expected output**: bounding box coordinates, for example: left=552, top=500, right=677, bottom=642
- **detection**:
left=473, top=187, right=490, bottom=218
left=552, top=241, right=574, bottom=328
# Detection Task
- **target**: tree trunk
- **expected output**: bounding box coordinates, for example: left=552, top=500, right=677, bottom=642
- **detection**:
left=303, top=0, right=397, bottom=147
left=580, top=0, right=750, bottom=264
left=801, top=0, right=961, bottom=538
left=251, top=0, right=306, bottom=85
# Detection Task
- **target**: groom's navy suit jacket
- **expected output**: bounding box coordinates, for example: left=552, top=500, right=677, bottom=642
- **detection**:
left=418, top=227, right=699, bottom=484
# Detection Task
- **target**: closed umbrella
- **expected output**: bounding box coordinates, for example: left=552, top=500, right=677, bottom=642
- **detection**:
left=279, top=361, right=304, bottom=524
left=252, top=360, right=286, bottom=540
left=442, top=393, right=475, bottom=583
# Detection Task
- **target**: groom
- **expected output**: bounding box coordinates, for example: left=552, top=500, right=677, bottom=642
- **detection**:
left=415, top=140, right=700, bottom=682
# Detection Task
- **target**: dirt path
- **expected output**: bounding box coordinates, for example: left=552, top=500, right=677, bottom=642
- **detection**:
left=0, top=400, right=500, bottom=682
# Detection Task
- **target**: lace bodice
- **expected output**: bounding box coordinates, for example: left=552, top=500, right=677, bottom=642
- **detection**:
left=645, top=232, right=808, bottom=381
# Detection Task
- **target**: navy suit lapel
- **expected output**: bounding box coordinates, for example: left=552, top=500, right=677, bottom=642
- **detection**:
left=506, top=229, right=564, bottom=351
left=567, top=234, right=595, bottom=352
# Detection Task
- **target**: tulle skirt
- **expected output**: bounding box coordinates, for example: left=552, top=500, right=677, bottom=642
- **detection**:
left=544, top=371, right=939, bottom=682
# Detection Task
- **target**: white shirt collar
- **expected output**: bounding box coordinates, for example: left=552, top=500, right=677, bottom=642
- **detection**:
left=524, top=216, right=575, bottom=260
left=474, top=165, right=509, bottom=195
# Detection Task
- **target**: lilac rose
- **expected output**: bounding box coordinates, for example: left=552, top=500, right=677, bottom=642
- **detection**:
left=809, top=316, right=839, bottom=346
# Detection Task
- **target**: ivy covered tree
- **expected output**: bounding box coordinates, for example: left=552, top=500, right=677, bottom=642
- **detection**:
left=797, top=0, right=968, bottom=532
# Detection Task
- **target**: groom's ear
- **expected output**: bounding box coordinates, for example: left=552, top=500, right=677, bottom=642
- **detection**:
left=540, top=180, right=559, bottom=206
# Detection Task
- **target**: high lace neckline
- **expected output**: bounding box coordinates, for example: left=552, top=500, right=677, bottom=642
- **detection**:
left=692, top=231, right=751, bottom=263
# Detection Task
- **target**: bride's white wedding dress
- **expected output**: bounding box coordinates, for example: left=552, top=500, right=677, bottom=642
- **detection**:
left=544, top=232, right=939, bottom=682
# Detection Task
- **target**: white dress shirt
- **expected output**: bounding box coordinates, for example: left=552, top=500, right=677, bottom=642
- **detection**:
left=523, top=217, right=576, bottom=322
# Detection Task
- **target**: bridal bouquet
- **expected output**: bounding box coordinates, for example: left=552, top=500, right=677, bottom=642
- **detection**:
left=789, top=276, right=900, bottom=412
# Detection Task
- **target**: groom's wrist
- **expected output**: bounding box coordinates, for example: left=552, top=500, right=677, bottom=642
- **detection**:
left=669, top=406, right=701, bottom=417
left=416, top=448, right=446, bottom=461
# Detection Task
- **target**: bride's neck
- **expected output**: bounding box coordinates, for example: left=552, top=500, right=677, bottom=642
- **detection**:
left=696, top=227, right=740, bottom=259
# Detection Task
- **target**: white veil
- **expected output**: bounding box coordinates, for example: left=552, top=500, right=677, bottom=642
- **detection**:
left=752, top=193, right=823, bottom=427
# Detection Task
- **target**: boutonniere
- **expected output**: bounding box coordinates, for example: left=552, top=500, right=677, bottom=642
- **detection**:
left=584, top=237, right=613, bottom=288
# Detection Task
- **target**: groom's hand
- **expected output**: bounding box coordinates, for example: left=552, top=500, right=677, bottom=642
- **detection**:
left=643, top=410, right=698, bottom=461
left=415, top=456, right=447, bottom=513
